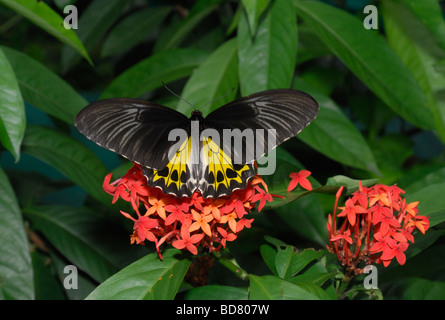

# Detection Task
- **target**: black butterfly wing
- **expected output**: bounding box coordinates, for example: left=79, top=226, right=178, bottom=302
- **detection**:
left=74, top=98, right=190, bottom=170
left=203, top=89, right=319, bottom=164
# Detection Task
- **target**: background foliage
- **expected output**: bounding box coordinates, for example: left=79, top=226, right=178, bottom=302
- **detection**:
left=0, top=0, right=445, bottom=300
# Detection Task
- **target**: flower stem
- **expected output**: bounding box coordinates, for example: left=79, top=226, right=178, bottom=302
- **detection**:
left=212, top=251, right=249, bottom=281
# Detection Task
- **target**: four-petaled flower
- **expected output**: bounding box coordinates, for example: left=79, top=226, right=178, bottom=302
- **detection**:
left=337, top=198, right=367, bottom=226
left=287, top=170, right=313, bottom=192
left=172, top=226, right=205, bottom=255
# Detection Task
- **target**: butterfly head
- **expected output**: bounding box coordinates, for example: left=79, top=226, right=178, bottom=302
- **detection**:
left=190, top=110, right=204, bottom=121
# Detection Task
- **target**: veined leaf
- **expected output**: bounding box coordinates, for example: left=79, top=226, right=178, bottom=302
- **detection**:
left=0, top=47, right=25, bottom=161
left=241, top=0, right=270, bottom=35
left=238, top=0, right=297, bottom=96
left=22, top=125, right=110, bottom=205
left=0, top=0, right=91, bottom=64
left=0, top=168, right=33, bottom=299
left=399, top=0, right=445, bottom=52
left=294, top=0, right=433, bottom=130
left=293, top=78, right=379, bottom=174
left=61, top=0, right=127, bottom=71
left=101, top=48, right=208, bottom=99
left=101, top=6, right=171, bottom=58
left=85, top=249, right=190, bottom=300
left=382, top=0, right=445, bottom=143
left=154, top=0, right=222, bottom=52
left=176, top=39, right=239, bottom=116
left=249, top=274, right=319, bottom=300
left=1, top=46, right=87, bottom=124
left=24, top=205, right=148, bottom=283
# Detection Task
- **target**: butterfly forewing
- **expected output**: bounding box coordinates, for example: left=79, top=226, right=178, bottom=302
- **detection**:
left=74, top=99, right=189, bottom=169
left=204, top=89, right=319, bottom=164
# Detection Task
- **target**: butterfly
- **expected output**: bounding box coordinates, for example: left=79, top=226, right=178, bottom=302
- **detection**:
left=74, top=89, right=319, bottom=199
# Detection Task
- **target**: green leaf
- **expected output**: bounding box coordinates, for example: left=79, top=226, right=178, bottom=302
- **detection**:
left=0, top=46, right=88, bottom=124
left=260, top=244, right=279, bottom=275
left=238, top=0, right=297, bottom=96
left=325, top=175, right=379, bottom=195
left=101, top=6, right=171, bottom=58
left=241, top=0, right=270, bottom=35
left=0, top=47, right=25, bottom=161
left=22, top=125, right=110, bottom=205
left=293, top=78, right=380, bottom=174
left=405, top=182, right=445, bottom=228
left=0, top=168, right=33, bottom=299
left=85, top=249, right=191, bottom=300
left=101, top=48, right=208, bottom=99
left=275, top=248, right=324, bottom=279
left=399, top=0, right=445, bottom=51
left=382, top=0, right=445, bottom=143
left=154, top=0, right=222, bottom=53
left=61, top=0, right=127, bottom=71
left=390, top=278, right=445, bottom=300
left=176, top=39, right=239, bottom=116
left=294, top=0, right=433, bottom=130
left=248, top=274, right=319, bottom=300
left=275, top=193, right=328, bottom=247
left=24, top=205, right=147, bottom=283
left=184, top=285, right=248, bottom=300
left=31, top=251, right=66, bottom=300
left=0, top=0, right=91, bottom=65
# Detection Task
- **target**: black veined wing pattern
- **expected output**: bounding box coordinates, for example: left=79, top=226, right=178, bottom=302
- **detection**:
left=74, top=89, right=319, bottom=199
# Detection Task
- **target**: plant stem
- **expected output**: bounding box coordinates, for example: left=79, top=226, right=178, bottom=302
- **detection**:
left=212, top=251, right=249, bottom=281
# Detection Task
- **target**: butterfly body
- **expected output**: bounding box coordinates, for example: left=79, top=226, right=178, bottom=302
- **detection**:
left=74, top=89, right=319, bottom=198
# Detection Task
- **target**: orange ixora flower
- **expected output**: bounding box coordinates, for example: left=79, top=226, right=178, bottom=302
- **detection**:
left=327, top=182, right=429, bottom=275
left=103, top=163, right=282, bottom=259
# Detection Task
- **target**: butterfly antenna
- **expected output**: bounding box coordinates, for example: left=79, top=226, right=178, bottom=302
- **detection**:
left=197, top=87, right=236, bottom=111
left=161, top=81, right=195, bottom=109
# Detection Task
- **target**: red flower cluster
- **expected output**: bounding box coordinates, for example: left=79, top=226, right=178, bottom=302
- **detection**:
left=103, top=163, right=279, bottom=259
left=327, top=182, right=429, bottom=274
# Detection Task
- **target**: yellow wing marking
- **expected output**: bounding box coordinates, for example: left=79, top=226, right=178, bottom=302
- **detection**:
left=202, top=137, right=251, bottom=190
left=152, top=137, right=191, bottom=189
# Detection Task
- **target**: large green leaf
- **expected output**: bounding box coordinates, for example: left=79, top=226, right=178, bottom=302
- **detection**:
left=405, top=182, right=445, bottom=228
left=61, top=0, right=127, bottom=71
left=382, top=0, right=445, bottom=143
left=153, top=0, right=222, bottom=53
left=238, top=0, right=297, bottom=96
left=0, top=48, right=25, bottom=161
left=275, top=248, right=324, bottom=280
left=0, top=46, right=88, bottom=124
left=399, top=0, right=445, bottom=51
left=101, top=6, right=171, bottom=58
left=24, top=205, right=147, bottom=283
left=240, top=0, right=270, bottom=35
left=293, top=79, right=379, bottom=174
left=184, top=285, right=248, bottom=300
left=0, top=0, right=91, bottom=64
left=176, top=39, right=239, bottom=116
left=22, top=125, right=110, bottom=205
left=0, top=168, right=33, bottom=299
left=85, top=249, right=191, bottom=300
left=293, top=0, right=433, bottom=130
left=101, top=48, right=208, bottom=99
left=248, top=274, right=319, bottom=300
